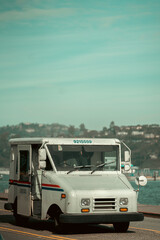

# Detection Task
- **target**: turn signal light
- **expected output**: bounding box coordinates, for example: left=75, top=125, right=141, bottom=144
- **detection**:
left=120, top=208, right=128, bottom=212
left=81, top=208, right=90, bottom=213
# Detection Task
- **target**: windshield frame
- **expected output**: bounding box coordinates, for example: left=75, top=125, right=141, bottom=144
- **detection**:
left=46, top=144, right=120, bottom=174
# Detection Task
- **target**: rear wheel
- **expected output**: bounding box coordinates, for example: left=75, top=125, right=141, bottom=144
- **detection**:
left=113, top=222, right=130, bottom=233
left=14, top=214, right=29, bottom=226
left=13, top=199, right=29, bottom=226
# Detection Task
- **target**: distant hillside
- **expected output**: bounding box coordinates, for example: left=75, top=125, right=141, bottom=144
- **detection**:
left=0, top=122, right=160, bottom=169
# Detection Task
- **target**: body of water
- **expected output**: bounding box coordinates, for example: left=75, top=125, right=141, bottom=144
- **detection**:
left=0, top=174, right=9, bottom=193
left=130, top=181, right=160, bottom=206
left=0, top=174, right=160, bottom=206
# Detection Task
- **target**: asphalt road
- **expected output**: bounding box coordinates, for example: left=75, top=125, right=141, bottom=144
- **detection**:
left=0, top=201, right=160, bottom=240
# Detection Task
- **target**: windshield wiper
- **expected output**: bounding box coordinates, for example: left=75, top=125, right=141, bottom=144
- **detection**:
left=91, top=161, right=116, bottom=174
left=67, top=165, right=93, bottom=174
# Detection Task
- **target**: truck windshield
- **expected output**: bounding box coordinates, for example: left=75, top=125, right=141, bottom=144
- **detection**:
left=47, top=145, right=120, bottom=172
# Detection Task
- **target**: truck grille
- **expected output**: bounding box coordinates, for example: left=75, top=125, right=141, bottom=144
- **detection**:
left=93, top=198, right=117, bottom=211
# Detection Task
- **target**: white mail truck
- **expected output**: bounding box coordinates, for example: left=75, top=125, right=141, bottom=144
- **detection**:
left=5, top=138, right=146, bottom=233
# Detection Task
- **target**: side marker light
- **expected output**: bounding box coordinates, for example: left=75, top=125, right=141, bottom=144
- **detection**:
left=61, top=194, right=66, bottom=199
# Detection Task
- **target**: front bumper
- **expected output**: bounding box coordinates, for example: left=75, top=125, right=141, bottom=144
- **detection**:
left=60, top=212, right=144, bottom=224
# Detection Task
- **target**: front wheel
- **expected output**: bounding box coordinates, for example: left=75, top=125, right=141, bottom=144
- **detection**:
left=113, top=222, right=130, bottom=233
left=54, top=215, right=68, bottom=233
left=54, top=215, right=62, bottom=233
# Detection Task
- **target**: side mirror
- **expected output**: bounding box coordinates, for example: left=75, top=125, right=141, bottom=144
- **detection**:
left=38, top=149, right=46, bottom=161
left=11, top=148, right=15, bottom=161
left=124, top=151, right=130, bottom=162
left=135, top=176, right=147, bottom=187
left=39, top=161, right=46, bottom=169
left=38, top=149, right=46, bottom=169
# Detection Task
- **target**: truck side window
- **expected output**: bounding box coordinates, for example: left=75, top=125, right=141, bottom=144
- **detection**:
left=20, top=150, right=29, bottom=181
left=16, top=155, right=18, bottom=174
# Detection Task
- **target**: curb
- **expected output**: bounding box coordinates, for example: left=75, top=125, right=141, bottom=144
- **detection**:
left=139, top=211, right=160, bottom=219
left=0, top=194, right=8, bottom=201
left=0, top=197, right=8, bottom=201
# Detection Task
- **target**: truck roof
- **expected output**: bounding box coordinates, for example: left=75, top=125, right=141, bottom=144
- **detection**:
left=9, top=138, right=121, bottom=145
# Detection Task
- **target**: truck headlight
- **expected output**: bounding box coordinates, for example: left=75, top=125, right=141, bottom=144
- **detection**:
left=119, top=198, right=128, bottom=205
left=81, top=198, right=90, bottom=206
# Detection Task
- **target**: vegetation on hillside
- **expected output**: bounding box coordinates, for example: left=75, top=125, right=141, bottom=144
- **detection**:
left=0, top=122, right=159, bottom=169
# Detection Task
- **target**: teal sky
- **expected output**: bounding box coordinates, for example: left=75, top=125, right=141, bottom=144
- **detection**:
left=0, top=0, right=160, bottom=130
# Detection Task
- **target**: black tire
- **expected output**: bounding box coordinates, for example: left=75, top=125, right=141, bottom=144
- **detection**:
left=113, top=222, right=129, bottom=233
left=48, top=205, right=67, bottom=233
left=14, top=213, right=29, bottom=226
left=13, top=200, right=29, bottom=226
left=54, top=217, right=61, bottom=233
left=53, top=215, right=67, bottom=234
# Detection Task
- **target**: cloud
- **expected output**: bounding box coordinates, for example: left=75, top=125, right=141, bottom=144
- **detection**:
left=0, top=7, right=75, bottom=22
left=99, top=15, right=126, bottom=28
left=0, top=32, right=159, bottom=92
